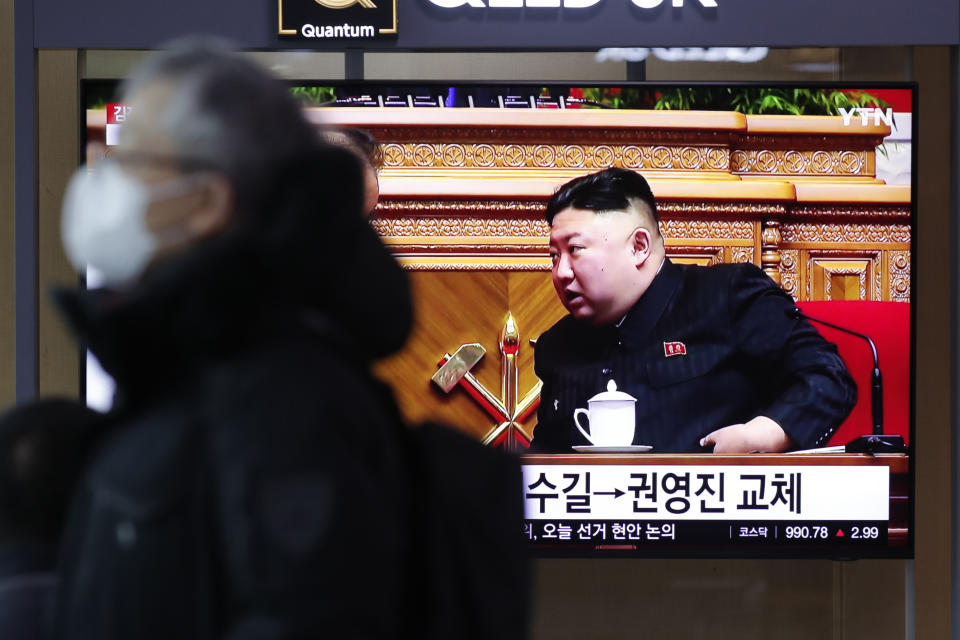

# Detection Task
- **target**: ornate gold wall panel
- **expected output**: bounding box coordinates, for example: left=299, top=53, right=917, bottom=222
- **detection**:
left=380, top=141, right=732, bottom=172
left=779, top=222, right=911, bottom=245
left=809, top=257, right=876, bottom=301
left=731, top=149, right=874, bottom=178
left=889, top=251, right=911, bottom=302
left=779, top=250, right=801, bottom=299
left=778, top=220, right=910, bottom=301
left=318, top=109, right=890, bottom=180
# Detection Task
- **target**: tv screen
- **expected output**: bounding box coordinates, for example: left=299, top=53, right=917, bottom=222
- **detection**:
left=82, top=80, right=915, bottom=559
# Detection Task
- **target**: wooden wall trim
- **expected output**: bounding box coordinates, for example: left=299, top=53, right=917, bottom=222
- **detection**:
left=37, top=50, right=80, bottom=397
left=912, top=45, right=953, bottom=640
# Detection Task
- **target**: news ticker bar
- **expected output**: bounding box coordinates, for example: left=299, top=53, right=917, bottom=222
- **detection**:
left=524, top=520, right=889, bottom=547
left=521, top=465, right=890, bottom=521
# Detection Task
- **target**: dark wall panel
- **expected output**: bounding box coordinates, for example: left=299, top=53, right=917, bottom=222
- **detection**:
left=33, top=0, right=960, bottom=50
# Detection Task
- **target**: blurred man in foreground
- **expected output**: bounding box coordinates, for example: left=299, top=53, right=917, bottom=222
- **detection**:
left=530, top=168, right=856, bottom=454
left=54, top=40, right=526, bottom=639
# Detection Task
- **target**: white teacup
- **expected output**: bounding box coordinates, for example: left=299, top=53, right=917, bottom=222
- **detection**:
left=573, top=379, right=637, bottom=447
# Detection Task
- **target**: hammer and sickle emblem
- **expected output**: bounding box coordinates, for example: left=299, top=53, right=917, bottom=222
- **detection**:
left=315, top=0, right=377, bottom=7
left=432, top=313, right=541, bottom=451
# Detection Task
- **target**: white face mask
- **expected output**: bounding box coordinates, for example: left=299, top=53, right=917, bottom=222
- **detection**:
left=61, top=162, right=203, bottom=288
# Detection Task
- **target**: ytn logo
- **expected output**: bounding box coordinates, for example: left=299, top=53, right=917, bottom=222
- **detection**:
left=838, top=107, right=894, bottom=127
left=427, top=0, right=718, bottom=8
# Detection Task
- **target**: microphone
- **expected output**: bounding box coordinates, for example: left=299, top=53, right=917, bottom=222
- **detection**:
left=789, top=307, right=905, bottom=454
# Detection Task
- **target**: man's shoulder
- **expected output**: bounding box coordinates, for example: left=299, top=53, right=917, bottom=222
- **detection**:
left=677, top=260, right=766, bottom=284
left=674, top=261, right=774, bottom=298
left=538, top=314, right=579, bottom=343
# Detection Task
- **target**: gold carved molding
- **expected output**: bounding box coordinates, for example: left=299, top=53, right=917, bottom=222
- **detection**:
left=658, top=202, right=787, bottom=218
left=374, top=200, right=904, bottom=223
left=730, top=246, right=755, bottom=264
left=782, top=248, right=908, bottom=302
left=374, top=215, right=758, bottom=244
left=660, top=219, right=754, bottom=240
left=371, top=216, right=548, bottom=238
left=381, top=142, right=731, bottom=172
left=779, top=223, right=911, bottom=244
left=738, top=133, right=888, bottom=151
left=731, top=149, right=871, bottom=177
left=397, top=260, right=549, bottom=271
left=779, top=249, right=800, bottom=299
left=366, top=125, right=740, bottom=147
left=375, top=200, right=544, bottom=216
left=379, top=143, right=887, bottom=178
left=816, top=261, right=871, bottom=301
left=788, top=205, right=910, bottom=220
left=889, top=250, right=911, bottom=302
left=807, top=252, right=882, bottom=301
left=387, top=243, right=546, bottom=252
left=377, top=199, right=788, bottom=219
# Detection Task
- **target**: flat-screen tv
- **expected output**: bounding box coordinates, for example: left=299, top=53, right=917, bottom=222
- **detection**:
left=82, top=79, right=915, bottom=559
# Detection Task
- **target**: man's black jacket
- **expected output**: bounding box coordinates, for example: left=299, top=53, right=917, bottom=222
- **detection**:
left=52, top=149, right=528, bottom=639
left=531, top=259, right=857, bottom=453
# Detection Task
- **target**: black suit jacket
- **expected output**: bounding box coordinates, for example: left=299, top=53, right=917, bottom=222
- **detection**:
left=531, top=259, right=857, bottom=453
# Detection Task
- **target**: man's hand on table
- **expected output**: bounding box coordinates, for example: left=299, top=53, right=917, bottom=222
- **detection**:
left=700, top=416, right=792, bottom=453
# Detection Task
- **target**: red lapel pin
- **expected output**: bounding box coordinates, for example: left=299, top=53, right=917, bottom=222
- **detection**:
left=663, top=341, right=687, bottom=357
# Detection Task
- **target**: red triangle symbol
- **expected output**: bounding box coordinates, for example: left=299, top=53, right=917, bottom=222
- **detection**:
left=836, top=529, right=845, bottom=537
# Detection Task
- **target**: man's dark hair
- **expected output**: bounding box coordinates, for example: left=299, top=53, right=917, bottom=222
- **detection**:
left=545, top=167, right=659, bottom=227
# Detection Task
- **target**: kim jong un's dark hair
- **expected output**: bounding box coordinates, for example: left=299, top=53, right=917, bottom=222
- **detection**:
left=545, top=167, right=659, bottom=229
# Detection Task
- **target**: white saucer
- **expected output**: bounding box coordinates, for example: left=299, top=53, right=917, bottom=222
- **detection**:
left=572, top=445, right=653, bottom=453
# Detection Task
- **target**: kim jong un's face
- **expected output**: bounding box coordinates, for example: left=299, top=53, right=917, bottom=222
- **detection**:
left=549, top=205, right=651, bottom=326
